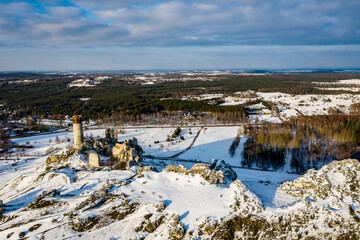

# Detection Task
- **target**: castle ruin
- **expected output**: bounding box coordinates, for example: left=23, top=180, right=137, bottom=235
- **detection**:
left=67, top=116, right=143, bottom=169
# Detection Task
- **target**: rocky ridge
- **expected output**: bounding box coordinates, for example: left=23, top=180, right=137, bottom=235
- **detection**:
left=0, top=156, right=359, bottom=239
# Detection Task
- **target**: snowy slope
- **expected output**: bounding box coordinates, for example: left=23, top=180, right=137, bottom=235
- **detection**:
left=0, top=153, right=358, bottom=239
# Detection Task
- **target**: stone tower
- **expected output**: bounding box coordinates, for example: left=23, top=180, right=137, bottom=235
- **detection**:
left=73, top=115, right=83, bottom=146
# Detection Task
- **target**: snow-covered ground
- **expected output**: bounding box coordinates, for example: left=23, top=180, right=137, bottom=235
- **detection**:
left=68, top=78, right=101, bottom=87
left=118, top=127, right=200, bottom=158
left=181, top=94, right=224, bottom=101
left=313, top=78, right=360, bottom=85
left=1, top=127, right=297, bottom=205
left=79, top=98, right=91, bottom=101
left=313, top=79, right=360, bottom=92
left=258, top=92, right=360, bottom=115
left=1, top=125, right=359, bottom=239
left=0, top=151, right=296, bottom=238
left=179, top=127, right=240, bottom=163
left=7, top=79, right=39, bottom=84
left=3, top=83, right=360, bottom=238
left=182, top=81, right=360, bottom=118
left=315, top=87, right=360, bottom=92
left=248, top=114, right=282, bottom=123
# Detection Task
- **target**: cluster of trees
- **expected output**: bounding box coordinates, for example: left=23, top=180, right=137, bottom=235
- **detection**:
left=172, top=127, right=182, bottom=138
left=229, top=135, right=241, bottom=157
left=0, top=132, right=11, bottom=153
left=242, top=115, right=360, bottom=173
left=166, top=127, right=183, bottom=142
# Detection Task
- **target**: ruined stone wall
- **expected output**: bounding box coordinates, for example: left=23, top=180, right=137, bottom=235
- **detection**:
left=111, top=137, right=143, bottom=170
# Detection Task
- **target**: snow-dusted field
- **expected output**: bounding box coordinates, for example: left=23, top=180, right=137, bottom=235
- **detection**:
left=118, top=127, right=200, bottom=158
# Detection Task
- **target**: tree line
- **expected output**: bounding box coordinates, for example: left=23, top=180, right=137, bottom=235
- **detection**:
left=242, top=115, right=360, bottom=173
left=1, top=73, right=360, bottom=121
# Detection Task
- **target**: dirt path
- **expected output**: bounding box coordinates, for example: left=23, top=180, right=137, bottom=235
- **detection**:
left=168, top=126, right=204, bottom=158
left=143, top=126, right=204, bottom=159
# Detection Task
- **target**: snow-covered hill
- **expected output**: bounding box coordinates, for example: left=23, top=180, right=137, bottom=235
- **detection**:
left=0, top=147, right=359, bottom=239
left=67, top=77, right=111, bottom=88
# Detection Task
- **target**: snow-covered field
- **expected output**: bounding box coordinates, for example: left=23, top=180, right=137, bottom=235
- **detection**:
left=313, top=78, right=360, bottom=85
left=193, top=80, right=360, bottom=118
left=312, top=79, right=360, bottom=93
left=181, top=93, right=224, bottom=101
left=257, top=92, right=360, bottom=115
left=313, top=79, right=360, bottom=92
left=181, top=84, right=360, bottom=122
left=68, top=78, right=103, bottom=87
left=315, top=87, right=360, bottom=92
left=119, top=127, right=200, bottom=158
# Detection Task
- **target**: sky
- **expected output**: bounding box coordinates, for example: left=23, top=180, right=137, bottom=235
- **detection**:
left=0, top=0, right=359, bottom=71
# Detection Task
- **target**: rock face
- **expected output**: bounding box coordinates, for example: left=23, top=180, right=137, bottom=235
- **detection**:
left=164, top=164, right=187, bottom=173
left=271, top=158, right=360, bottom=239
left=46, top=155, right=61, bottom=164
left=210, top=159, right=237, bottom=183
left=229, top=180, right=263, bottom=214
left=192, top=159, right=360, bottom=239
left=27, top=189, right=60, bottom=209
left=168, top=215, right=185, bottom=240
left=0, top=200, right=5, bottom=218
left=279, top=158, right=360, bottom=200
left=111, top=137, right=143, bottom=170
left=72, top=216, right=99, bottom=232
left=45, top=150, right=74, bottom=165
left=165, top=159, right=237, bottom=184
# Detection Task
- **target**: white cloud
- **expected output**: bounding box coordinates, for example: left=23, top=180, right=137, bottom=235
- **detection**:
left=46, top=6, right=82, bottom=18
left=193, top=3, right=217, bottom=11
left=0, top=0, right=358, bottom=47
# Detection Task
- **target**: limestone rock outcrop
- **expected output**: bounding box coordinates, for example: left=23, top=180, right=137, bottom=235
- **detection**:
left=279, top=158, right=360, bottom=200
left=165, top=159, right=237, bottom=184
